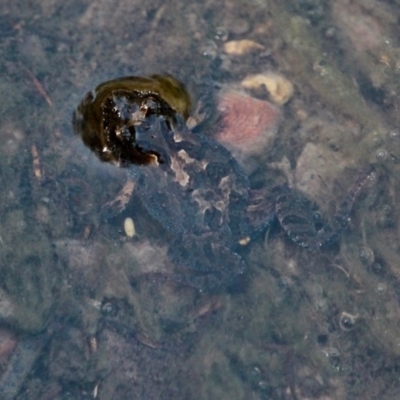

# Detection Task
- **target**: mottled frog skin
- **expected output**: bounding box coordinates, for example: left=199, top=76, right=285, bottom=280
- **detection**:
left=73, top=75, right=373, bottom=290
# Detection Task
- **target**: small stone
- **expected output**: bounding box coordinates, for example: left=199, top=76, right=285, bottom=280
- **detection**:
left=0, top=328, right=17, bottom=360
left=295, top=142, right=347, bottom=203
left=124, top=217, right=135, bottom=238
left=339, top=311, right=357, bottom=331
left=223, top=39, right=264, bottom=55
left=241, top=72, right=294, bottom=105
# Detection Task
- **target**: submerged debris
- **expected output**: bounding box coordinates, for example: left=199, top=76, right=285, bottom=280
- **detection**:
left=223, top=39, right=265, bottom=55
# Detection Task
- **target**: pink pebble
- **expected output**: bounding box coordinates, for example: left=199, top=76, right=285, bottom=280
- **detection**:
left=0, top=328, right=17, bottom=360
left=215, top=90, right=280, bottom=166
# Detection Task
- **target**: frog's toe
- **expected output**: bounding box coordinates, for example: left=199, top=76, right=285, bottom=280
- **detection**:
left=100, top=180, right=135, bottom=220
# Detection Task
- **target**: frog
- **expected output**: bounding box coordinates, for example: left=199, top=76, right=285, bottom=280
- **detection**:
left=73, top=74, right=374, bottom=291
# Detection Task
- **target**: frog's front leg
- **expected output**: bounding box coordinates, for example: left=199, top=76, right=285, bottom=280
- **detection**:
left=100, top=179, right=135, bottom=219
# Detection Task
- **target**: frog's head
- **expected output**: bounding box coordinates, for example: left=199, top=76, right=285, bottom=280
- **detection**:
left=73, top=75, right=191, bottom=167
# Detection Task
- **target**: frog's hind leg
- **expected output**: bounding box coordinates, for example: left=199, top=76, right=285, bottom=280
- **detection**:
left=169, top=253, right=246, bottom=292
left=275, top=185, right=327, bottom=250
left=275, top=165, right=375, bottom=251
left=166, top=237, right=247, bottom=291
left=313, top=164, right=376, bottom=248
left=245, top=187, right=278, bottom=238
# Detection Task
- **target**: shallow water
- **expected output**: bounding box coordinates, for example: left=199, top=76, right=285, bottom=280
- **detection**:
left=0, top=1, right=400, bottom=399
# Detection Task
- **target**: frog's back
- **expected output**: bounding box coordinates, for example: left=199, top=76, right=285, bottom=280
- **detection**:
left=128, top=116, right=251, bottom=244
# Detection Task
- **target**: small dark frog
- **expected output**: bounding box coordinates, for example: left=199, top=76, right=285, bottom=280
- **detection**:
left=73, top=75, right=373, bottom=290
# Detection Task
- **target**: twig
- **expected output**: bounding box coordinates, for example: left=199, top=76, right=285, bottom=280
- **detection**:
left=21, top=64, right=53, bottom=107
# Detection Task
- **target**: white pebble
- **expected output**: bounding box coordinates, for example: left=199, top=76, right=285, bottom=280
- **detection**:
left=124, top=217, right=135, bottom=238
left=241, top=72, right=294, bottom=105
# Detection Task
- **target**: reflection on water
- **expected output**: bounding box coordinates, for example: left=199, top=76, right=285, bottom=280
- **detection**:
left=0, top=0, right=400, bottom=399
